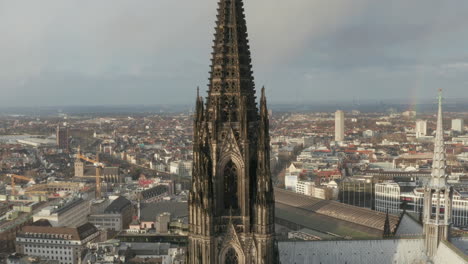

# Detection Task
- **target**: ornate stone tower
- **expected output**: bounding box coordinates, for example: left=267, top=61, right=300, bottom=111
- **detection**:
left=187, top=0, right=278, bottom=263
left=423, top=89, right=453, bottom=257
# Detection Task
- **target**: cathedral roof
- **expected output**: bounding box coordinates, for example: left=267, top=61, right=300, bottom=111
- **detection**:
left=275, top=188, right=399, bottom=237
left=278, top=238, right=427, bottom=264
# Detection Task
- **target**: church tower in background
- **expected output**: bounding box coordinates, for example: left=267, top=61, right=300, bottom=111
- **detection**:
left=187, top=0, right=278, bottom=263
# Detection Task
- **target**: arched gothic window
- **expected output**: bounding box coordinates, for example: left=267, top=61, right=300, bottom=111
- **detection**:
left=224, top=160, right=238, bottom=210
left=225, top=248, right=239, bottom=264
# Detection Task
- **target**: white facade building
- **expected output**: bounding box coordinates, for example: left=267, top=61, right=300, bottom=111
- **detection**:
left=363, top=130, right=376, bottom=138
left=16, top=222, right=99, bottom=264
left=416, top=120, right=427, bottom=138
left=169, top=161, right=192, bottom=177
left=335, top=110, right=345, bottom=142
left=169, top=161, right=179, bottom=175
left=284, top=173, right=298, bottom=191
left=375, top=181, right=468, bottom=227
left=452, top=119, right=464, bottom=133
left=375, top=182, right=402, bottom=214
left=296, top=181, right=314, bottom=196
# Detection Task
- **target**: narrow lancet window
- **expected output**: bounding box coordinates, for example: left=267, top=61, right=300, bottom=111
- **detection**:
left=225, top=248, right=239, bottom=264
left=224, top=160, right=239, bottom=210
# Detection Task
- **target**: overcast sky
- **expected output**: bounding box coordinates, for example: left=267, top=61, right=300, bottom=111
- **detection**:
left=1, top=0, right=468, bottom=107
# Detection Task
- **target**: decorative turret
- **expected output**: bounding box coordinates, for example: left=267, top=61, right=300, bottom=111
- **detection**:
left=383, top=209, right=391, bottom=238
left=254, top=87, right=275, bottom=234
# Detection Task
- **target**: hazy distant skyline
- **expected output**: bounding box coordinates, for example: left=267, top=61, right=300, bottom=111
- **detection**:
left=1, top=0, right=468, bottom=107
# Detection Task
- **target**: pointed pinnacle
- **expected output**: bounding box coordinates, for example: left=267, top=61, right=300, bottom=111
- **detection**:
left=260, top=86, right=268, bottom=115
left=430, top=89, right=448, bottom=186
left=438, top=88, right=443, bottom=105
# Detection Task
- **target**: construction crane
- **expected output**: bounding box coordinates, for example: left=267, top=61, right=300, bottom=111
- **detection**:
left=7, top=174, right=34, bottom=195
left=76, top=150, right=105, bottom=199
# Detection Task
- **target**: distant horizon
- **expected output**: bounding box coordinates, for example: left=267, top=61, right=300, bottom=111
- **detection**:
left=2, top=92, right=468, bottom=108
left=1, top=98, right=468, bottom=116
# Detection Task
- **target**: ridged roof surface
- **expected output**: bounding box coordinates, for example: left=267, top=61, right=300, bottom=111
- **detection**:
left=275, top=188, right=399, bottom=232
left=19, top=222, right=97, bottom=241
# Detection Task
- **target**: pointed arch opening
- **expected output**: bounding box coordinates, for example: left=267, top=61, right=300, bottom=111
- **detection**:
left=225, top=247, right=239, bottom=264
left=223, top=160, right=239, bottom=210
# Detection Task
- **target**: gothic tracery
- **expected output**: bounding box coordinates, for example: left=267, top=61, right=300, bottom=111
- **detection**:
left=187, top=1, right=278, bottom=263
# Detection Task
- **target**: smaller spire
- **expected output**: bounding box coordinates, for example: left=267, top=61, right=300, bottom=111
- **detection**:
left=429, top=89, right=448, bottom=188
left=258, top=87, right=268, bottom=146
left=196, top=86, right=203, bottom=104
left=261, top=86, right=266, bottom=100
left=196, top=86, right=203, bottom=103
left=383, top=208, right=391, bottom=238
left=194, top=86, right=204, bottom=124
left=260, top=86, right=268, bottom=115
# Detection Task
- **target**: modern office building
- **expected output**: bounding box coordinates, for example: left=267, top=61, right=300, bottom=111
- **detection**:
left=156, top=212, right=171, bottom=234
left=284, top=173, right=298, bottom=191
left=374, top=181, right=403, bottom=214
left=339, top=176, right=374, bottom=209
left=452, top=119, right=465, bottom=133
left=375, top=181, right=468, bottom=227
left=296, top=180, right=314, bottom=196
left=416, top=120, right=427, bottom=138
left=335, top=110, right=345, bottom=142
left=169, top=160, right=193, bottom=177
left=295, top=180, right=337, bottom=200
left=56, top=125, right=69, bottom=151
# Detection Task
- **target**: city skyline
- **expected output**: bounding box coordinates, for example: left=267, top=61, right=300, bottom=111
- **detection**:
left=2, top=0, right=468, bottom=107
left=0, top=1, right=467, bottom=263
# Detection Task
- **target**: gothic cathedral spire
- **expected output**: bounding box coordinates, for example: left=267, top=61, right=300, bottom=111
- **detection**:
left=423, top=89, right=453, bottom=258
left=188, top=0, right=278, bottom=263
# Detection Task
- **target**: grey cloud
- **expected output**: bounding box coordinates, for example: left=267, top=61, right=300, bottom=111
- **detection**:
left=0, top=0, right=468, bottom=106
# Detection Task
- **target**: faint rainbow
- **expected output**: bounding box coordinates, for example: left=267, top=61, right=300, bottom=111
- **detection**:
left=407, top=11, right=446, bottom=115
